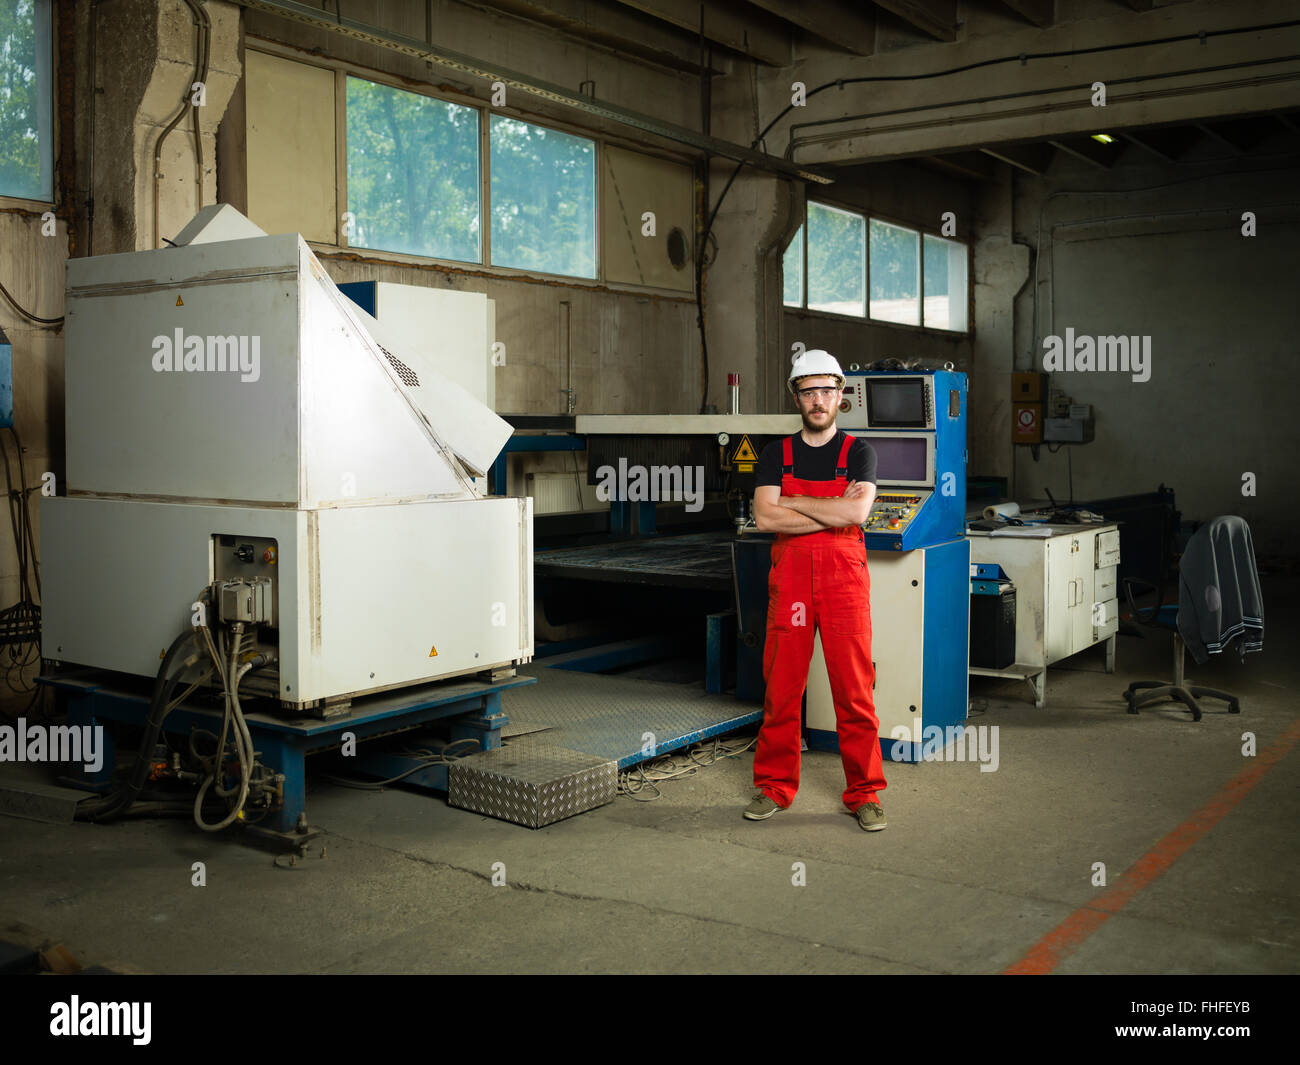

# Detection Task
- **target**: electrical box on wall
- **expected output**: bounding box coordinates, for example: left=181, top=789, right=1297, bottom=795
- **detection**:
left=1011, top=371, right=1047, bottom=403
left=1013, top=403, right=1042, bottom=444
left=1011, top=372, right=1046, bottom=445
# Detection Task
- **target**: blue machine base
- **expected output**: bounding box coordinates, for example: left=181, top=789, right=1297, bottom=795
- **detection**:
left=37, top=670, right=536, bottom=835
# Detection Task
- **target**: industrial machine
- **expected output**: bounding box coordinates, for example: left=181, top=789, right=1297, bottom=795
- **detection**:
left=40, top=205, right=534, bottom=836
left=805, top=369, right=971, bottom=762
left=839, top=370, right=968, bottom=549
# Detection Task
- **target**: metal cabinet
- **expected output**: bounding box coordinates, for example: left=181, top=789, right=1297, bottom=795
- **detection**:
left=968, top=523, right=1121, bottom=708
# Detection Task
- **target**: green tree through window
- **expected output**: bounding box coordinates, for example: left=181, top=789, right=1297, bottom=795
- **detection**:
left=807, top=201, right=864, bottom=316
left=0, top=0, right=52, bottom=201
left=346, top=77, right=480, bottom=262
left=869, top=219, right=919, bottom=325
left=490, top=116, right=595, bottom=278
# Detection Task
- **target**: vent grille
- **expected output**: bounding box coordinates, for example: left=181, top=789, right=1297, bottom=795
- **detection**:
left=379, top=345, right=419, bottom=387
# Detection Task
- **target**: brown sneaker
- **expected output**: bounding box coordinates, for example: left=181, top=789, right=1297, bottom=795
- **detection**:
left=854, top=801, right=887, bottom=832
left=743, top=790, right=784, bottom=820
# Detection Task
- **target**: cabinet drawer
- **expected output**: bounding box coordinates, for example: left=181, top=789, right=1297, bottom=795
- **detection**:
left=1095, top=565, right=1117, bottom=603
left=1093, top=597, right=1119, bottom=641
left=1095, top=529, right=1121, bottom=568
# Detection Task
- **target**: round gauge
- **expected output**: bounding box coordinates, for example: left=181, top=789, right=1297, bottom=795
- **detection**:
left=717, top=432, right=730, bottom=445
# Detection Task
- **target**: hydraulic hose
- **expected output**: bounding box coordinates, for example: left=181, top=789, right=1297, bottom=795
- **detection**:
left=79, top=627, right=205, bottom=822
left=194, top=624, right=256, bottom=832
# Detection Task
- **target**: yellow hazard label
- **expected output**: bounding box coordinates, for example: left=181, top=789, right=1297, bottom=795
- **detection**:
left=429, top=646, right=438, bottom=657
left=731, top=435, right=758, bottom=464
left=175, top=295, right=184, bottom=306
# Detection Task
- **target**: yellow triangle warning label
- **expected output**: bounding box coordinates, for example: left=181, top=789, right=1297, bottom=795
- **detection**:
left=175, top=295, right=184, bottom=306
left=732, top=435, right=758, bottom=464
left=429, top=646, right=438, bottom=657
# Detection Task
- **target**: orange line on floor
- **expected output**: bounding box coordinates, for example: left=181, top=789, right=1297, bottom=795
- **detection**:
left=1005, top=718, right=1300, bottom=975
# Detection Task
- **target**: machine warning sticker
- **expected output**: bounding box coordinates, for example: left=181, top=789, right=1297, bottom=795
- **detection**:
left=429, top=645, right=438, bottom=657
left=175, top=295, right=184, bottom=306
left=731, top=435, right=758, bottom=471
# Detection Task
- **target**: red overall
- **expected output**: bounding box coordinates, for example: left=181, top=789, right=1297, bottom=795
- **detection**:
left=753, top=433, right=886, bottom=810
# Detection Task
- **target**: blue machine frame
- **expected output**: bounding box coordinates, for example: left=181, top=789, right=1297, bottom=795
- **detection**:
left=40, top=671, right=535, bottom=836
left=847, top=369, right=968, bottom=551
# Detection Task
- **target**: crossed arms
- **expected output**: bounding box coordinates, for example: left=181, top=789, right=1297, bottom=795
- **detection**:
left=753, top=481, right=877, bottom=534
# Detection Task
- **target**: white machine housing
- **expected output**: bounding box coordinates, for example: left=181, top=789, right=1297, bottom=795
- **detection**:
left=43, top=205, right=533, bottom=709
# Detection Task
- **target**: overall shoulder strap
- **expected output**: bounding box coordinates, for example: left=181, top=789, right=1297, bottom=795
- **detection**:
left=835, top=433, right=853, bottom=479
left=782, top=435, right=794, bottom=474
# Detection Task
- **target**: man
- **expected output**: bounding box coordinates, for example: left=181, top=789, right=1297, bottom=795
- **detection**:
left=744, top=349, right=887, bottom=831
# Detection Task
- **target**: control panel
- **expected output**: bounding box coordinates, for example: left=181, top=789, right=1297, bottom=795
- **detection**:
left=864, top=491, right=928, bottom=534
left=212, top=533, right=280, bottom=629
left=847, top=370, right=967, bottom=550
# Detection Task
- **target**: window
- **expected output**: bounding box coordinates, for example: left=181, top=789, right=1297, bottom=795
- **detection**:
left=346, top=77, right=481, bottom=262
left=490, top=115, right=596, bottom=278
left=0, top=0, right=53, bottom=202
left=250, top=58, right=677, bottom=285
left=807, top=201, right=865, bottom=317
left=783, top=201, right=968, bottom=333
left=782, top=224, right=803, bottom=306
left=869, top=219, right=919, bottom=326
left=923, top=233, right=968, bottom=332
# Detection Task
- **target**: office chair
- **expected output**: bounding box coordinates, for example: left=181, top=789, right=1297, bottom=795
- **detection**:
left=1120, top=516, right=1261, bottom=721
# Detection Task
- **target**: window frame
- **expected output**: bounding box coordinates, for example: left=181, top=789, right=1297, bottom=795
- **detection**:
left=784, top=195, right=972, bottom=337
left=246, top=38, right=696, bottom=297
left=0, top=0, right=57, bottom=210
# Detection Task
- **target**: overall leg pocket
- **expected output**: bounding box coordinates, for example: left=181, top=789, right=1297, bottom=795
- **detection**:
left=823, top=553, right=870, bottom=636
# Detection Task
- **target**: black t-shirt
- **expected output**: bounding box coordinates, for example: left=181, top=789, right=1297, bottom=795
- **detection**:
left=755, top=430, right=876, bottom=489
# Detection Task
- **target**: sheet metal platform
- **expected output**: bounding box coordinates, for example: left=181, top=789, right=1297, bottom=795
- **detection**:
left=497, top=661, right=761, bottom=769
left=533, top=531, right=737, bottom=590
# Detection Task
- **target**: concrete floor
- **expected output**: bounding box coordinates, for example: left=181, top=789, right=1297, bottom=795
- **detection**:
left=2, top=575, right=1297, bottom=974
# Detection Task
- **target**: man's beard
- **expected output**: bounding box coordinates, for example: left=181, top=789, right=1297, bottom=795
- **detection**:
left=801, top=407, right=837, bottom=432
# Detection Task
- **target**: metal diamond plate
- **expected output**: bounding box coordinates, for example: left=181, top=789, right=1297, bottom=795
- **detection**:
left=448, top=744, right=617, bottom=828
left=499, top=664, right=761, bottom=767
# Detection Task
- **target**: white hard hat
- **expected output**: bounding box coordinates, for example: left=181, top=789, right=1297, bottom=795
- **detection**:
left=788, top=349, right=845, bottom=393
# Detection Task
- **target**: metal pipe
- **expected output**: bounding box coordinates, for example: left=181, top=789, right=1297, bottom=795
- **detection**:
left=559, top=300, right=574, bottom=415
left=232, top=0, right=832, bottom=185
left=152, top=0, right=211, bottom=248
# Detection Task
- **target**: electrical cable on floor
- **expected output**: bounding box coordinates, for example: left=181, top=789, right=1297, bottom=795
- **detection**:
left=316, top=738, right=482, bottom=790
left=618, top=734, right=757, bottom=801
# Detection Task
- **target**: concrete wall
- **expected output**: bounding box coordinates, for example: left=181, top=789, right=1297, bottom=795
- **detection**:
left=1009, top=151, right=1300, bottom=554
